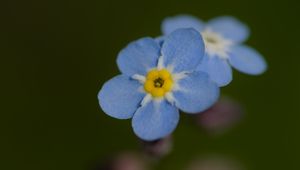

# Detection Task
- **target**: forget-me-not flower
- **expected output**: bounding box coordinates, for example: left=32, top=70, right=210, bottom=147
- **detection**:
left=161, top=15, right=267, bottom=86
left=98, top=28, right=220, bottom=141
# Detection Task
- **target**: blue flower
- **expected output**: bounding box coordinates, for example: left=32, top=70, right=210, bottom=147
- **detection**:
left=161, top=15, right=267, bottom=86
left=98, top=28, right=220, bottom=141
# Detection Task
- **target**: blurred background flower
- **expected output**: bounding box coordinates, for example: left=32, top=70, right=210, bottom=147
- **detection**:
left=161, top=15, right=267, bottom=87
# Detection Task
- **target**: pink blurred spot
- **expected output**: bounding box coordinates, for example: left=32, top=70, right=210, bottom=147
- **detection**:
left=196, top=97, right=244, bottom=135
left=140, top=135, right=173, bottom=159
left=112, top=152, right=148, bottom=170
left=186, top=155, right=245, bottom=170
left=93, top=152, right=148, bottom=170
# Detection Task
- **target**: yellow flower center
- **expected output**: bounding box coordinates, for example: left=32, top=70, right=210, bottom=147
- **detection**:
left=144, top=69, right=173, bottom=98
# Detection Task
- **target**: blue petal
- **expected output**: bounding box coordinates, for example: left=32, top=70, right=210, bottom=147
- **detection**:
left=207, top=16, right=249, bottom=43
left=228, top=45, right=267, bottom=75
left=98, top=75, right=145, bottom=119
left=197, top=55, right=233, bottom=87
left=161, top=28, right=205, bottom=73
left=117, top=38, right=161, bottom=76
left=155, top=36, right=165, bottom=47
left=132, top=100, right=179, bottom=141
left=173, top=71, right=220, bottom=113
left=161, top=15, right=205, bottom=35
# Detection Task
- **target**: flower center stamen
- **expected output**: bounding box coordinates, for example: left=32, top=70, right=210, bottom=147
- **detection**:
left=201, top=28, right=233, bottom=59
left=205, top=36, right=217, bottom=44
left=144, top=69, right=173, bottom=98
left=154, top=78, right=164, bottom=88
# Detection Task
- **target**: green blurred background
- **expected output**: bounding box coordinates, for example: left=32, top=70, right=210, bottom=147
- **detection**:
left=1, top=0, right=300, bottom=169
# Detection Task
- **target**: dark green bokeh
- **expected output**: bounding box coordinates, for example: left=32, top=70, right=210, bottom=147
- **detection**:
left=1, top=0, right=300, bottom=169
